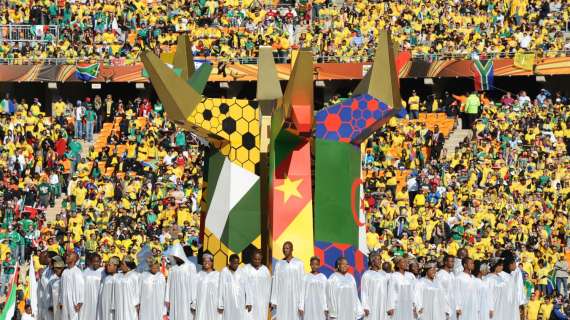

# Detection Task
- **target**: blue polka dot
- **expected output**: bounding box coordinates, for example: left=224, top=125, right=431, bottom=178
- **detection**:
left=339, top=124, right=352, bottom=138
left=315, top=124, right=327, bottom=138
left=340, top=107, right=352, bottom=121
left=325, top=131, right=340, bottom=141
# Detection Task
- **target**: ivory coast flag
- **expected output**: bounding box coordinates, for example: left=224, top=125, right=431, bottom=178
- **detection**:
left=0, top=263, right=19, bottom=320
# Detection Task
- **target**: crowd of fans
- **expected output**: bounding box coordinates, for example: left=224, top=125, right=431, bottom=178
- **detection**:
left=0, top=86, right=567, bottom=319
left=1, top=0, right=570, bottom=64
left=0, top=93, right=204, bottom=296
left=363, top=88, right=569, bottom=318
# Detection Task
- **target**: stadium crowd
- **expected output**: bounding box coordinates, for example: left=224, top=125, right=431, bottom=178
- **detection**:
left=0, top=85, right=567, bottom=319
left=1, top=0, right=570, bottom=64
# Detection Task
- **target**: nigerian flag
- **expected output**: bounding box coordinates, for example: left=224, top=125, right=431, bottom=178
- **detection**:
left=75, top=63, right=100, bottom=81
left=0, top=264, right=19, bottom=320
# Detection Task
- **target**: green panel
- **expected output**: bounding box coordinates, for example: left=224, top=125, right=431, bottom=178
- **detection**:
left=274, top=129, right=302, bottom=169
left=204, top=151, right=226, bottom=206
left=187, top=63, right=212, bottom=94
left=314, top=139, right=361, bottom=246
left=220, top=181, right=261, bottom=251
left=269, top=107, right=301, bottom=186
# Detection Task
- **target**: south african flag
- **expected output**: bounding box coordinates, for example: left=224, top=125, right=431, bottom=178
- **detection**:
left=473, top=60, right=494, bottom=91
left=75, top=63, right=100, bottom=81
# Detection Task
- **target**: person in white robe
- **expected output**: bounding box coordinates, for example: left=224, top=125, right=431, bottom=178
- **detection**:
left=193, top=254, right=222, bottom=320
left=38, top=252, right=55, bottom=320
left=415, top=262, right=450, bottom=320
left=59, top=252, right=85, bottom=320
left=113, top=256, right=140, bottom=320
left=298, top=256, right=328, bottom=319
left=80, top=254, right=103, bottom=320
left=270, top=241, right=304, bottom=320
left=484, top=258, right=508, bottom=320
left=165, top=244, right=197, bottom=320
left=360, top=252, right=389, bottom=320
left=139, top=258, right=166, bottom=320
left=327, top=257, right=364, bottom=320
left=241, top=250, right=271, bottom=320
left=387, top=256, right=416, bottom=320
left=453, top=257, right=479, bottom=320
left=454, top=248, right=468, bottom=275
left=97, top=257, right=120, bottom=320
left=22, top=304, right=35, bottom=320
left=475, top=262, right=493, bottom=320
left=218, top=254, right=252, bottom=320
left=435, top=255, right=456, bottom=320
left=501, top=255, right=527, bottom=320
left=48, top=256, right=65, bottom=320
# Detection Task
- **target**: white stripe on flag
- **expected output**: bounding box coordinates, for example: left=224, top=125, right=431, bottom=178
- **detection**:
left=29, top=258, right=38, bottom=316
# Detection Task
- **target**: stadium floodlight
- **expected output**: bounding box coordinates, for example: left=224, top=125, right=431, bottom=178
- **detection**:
left=91, top=83, right=102, bottom=89
left=220, top=82, right=229, bottom=88
left=424, top=78, right=434, bottom=85
left=135, top=83, right=145, bottom=89
left=315, top=80, right=325, bottom=87
left=536, top=76, right=546, bottom=82
left=48, top=82, right=57, bottom=89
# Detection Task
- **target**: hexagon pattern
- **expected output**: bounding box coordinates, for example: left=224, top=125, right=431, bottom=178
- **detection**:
left=314, top=240, right=367, bottom=287
left=203, top=227, right=233, bottom=271
left=188, top=98, right=261, bottom=174
left=315, top=94, right=393, bottom=144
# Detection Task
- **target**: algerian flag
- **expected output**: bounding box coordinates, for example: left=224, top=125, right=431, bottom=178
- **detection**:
left=0, top=263, right=19, bottom=320
left=75, top=63, right=100, bottom=81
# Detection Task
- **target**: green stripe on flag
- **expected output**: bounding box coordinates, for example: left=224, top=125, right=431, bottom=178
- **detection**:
left=204, top=151, right=226, bottom=206
left=314, top=139, right=361, bottom=246
left=220, top=180, right=261, bottom=251
left=0, top=280, right=17, bottom=320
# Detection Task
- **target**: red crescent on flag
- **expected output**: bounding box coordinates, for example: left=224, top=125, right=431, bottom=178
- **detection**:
left=350, top=178, right=366, bottom=227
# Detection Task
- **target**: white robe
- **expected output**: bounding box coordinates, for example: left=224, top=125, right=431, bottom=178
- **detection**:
left=298, top=273, right=328, bottom=319
left=165, top=262, right=197, bottom=320
left=194, top=271, right=222, bottom=320
left=80, top=268, right=103, bottom=320
left=453, top=272, right=479, bottom=320
left=484, top=273, right=508, bottom=320
left=47, top=274, right=61, bottom=320
left=360, top=270, right=389, bottom=320
left=327, top=272, right=364, bottom=320
left=218, top=267, right=251, bottom=320
left=414, top=278, right=449, bottom=320
left=97, top=273, right=116, bottom=320
left=270, top=258, right=304, bottom=320
left=139, top=271, right=166, bottom=320
left=387, top=271, right=416, bottom=320
left=475, top=277, right=493, bottom=320
left=59, top=266, right=85, bottom=320
left=38, top=267, right=54, bottom=320
left=241, top=264, right=271, bottom=320
left=501, top=269, right=526, bottom=320
left=435, top=269, right=455, bottom=320
left=113, top=271, right=140, bottom=320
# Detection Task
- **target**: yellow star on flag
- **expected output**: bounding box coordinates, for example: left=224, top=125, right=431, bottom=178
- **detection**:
left=275, top=177, right=303, bottom=203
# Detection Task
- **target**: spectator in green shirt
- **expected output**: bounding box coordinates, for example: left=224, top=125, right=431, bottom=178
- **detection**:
left=84, top=106, right=97, bottom=142
left=8, top=225, right=24, bottom=264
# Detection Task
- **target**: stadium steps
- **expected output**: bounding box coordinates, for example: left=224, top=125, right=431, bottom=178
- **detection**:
left=442, top=128, right=473, bottom=157
left=45, top=135, right=98, bottom=222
